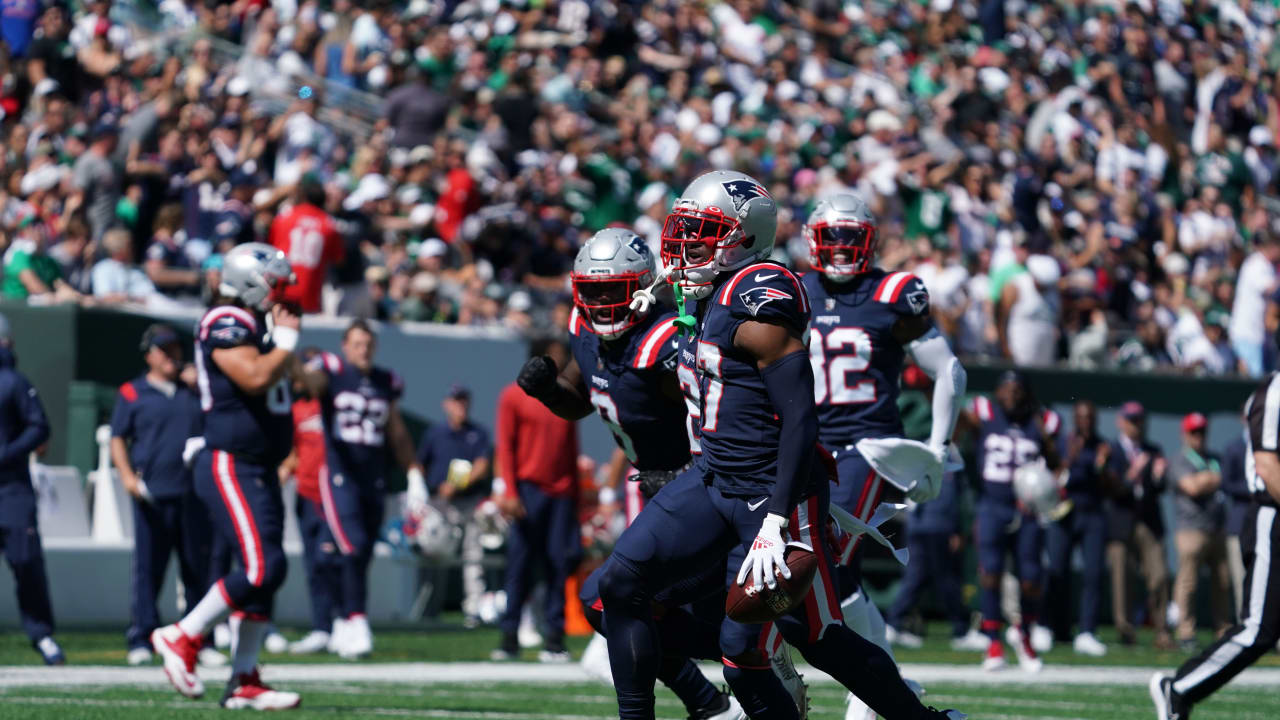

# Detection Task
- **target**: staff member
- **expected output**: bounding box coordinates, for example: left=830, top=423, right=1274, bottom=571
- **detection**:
left=492, top=338, right=580, bottom=662
left=1153, top=372, right=1280, bottom=717
left=1168, top=413, right=1230, bottom=650
left=1219, top=419, right=1251, bottom=618
left=417, top=383, right=492, bottom=626
left=110, top=324, right=222, bottom=667
left=0, top=313, right=63, bottom=665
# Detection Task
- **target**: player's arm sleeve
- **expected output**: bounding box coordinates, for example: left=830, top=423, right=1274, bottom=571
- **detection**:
left=760, top=349, right=819, bottom=518
left=495, top=387, right=519, bottom=498
left=907, top=326, right=966, bottom=451
left=0, top=375, right=50, bottom=465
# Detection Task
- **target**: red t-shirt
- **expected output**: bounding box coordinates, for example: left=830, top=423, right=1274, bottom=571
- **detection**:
left=292, top=398, right=325, bottom=503
left=270, top=203, right=344, bottom=313
left=495, top=383, right=578, bottom=499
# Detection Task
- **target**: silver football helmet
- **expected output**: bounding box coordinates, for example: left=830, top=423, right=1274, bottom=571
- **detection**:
left=660, top=170, right=777, bottom=299
left=805, top=192, right=878, bottom=282
left=572, top=228, right=656, bottom=340
left=218, top=242, right=295, bottom=312
left=1013, top=459, right=1066, bottom=523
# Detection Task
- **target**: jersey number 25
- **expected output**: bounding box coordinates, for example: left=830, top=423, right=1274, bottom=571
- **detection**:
left=809, top=327, right=875, bottom=405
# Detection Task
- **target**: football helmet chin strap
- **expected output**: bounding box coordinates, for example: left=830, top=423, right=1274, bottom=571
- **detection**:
left=908, top=327, right=966, bottom=452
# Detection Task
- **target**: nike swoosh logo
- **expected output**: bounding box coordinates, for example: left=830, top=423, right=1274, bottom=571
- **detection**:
left=747, top=497, right=768, bottom=511
left=754, top=273, right=778, bottom=282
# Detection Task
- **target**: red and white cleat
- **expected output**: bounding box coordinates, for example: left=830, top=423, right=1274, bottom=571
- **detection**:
left=1007, top=626, right=1043, bottom=673
left=980, top=639, right=1006, bottom=672
left=151, top=625, right=205, bottom=699
left=221, top=669, right=302, bottom=710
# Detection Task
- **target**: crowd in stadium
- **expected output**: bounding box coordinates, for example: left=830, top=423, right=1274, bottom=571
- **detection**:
left=0, top=0, right=1275, bottom=375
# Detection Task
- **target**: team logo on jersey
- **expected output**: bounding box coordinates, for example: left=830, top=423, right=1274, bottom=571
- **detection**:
left=739, top=286, right=792, bottom=316
left=825, top=298, right=836, bottom=311
left=210, top=322, right=249, bottom=344
left=905, top=287, right=930, bottom=315
left=722, top=180, right=771, bottom=211
left=591, top=375, right=609, bottom=389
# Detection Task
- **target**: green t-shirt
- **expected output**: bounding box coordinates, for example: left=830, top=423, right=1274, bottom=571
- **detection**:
left=901, top=180, right=951, bottom=243
left=3, top=249, right=62, bottom=300
left=988, top=262, right=1025, bottom=304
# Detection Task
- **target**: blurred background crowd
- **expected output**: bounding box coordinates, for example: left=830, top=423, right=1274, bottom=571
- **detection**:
left=1, top=0, right=1279, bottom=374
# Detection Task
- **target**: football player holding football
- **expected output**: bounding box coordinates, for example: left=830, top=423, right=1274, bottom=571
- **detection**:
left=597, top=170, right=965, bottom=720
left=800, top=192, right=967, bottom=719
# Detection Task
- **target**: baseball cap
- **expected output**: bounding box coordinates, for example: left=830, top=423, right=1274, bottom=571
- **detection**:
left=445, top=383, right=471, bottom=400
left=1182, top=412, right=1208, bottom=434
left=996, top=369, right=1026, bottom=388
left=1120, top=401, right=1145, bottom=420
left=140, top=323, right=180, bottom=352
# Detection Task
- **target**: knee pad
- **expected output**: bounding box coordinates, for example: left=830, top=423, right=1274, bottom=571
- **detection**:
left=719, top=619, right=766, bottom=661
left=598, top=558, right=648, bottom=613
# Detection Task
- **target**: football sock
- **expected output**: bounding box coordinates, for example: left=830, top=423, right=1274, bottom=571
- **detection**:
left=177, top=582, right=231, bottom=639
left=721, top=662, right=800, bottom=720
left=797, top=623, right=929, bottom=719
left=659, top=656, right=720, bottom=717
left=980, top=587, right=1002, bottom=638
left=231, top=617, right=269, bottom=676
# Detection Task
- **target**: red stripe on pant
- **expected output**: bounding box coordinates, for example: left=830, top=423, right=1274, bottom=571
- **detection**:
left=212, top=450, right=265, bottom=585
left=318, top=464, right=355, bottom=555
left=842, top=470, right=883, bottom=564
left=795, top=495, right=843, bottom=642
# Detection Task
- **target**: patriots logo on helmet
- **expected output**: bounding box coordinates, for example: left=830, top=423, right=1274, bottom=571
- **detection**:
left=739, top=286, right=792, bottom=316
left=626, top=235, right=650, bottom=258
left=722, top=180, right=771, bottom=211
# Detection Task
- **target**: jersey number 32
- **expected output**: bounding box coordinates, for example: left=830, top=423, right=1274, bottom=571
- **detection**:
left=809, top=327, right=875, bottom=405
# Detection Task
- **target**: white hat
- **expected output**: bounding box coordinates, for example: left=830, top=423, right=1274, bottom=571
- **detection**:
left=1026, top=254, right=1061, bottom=287
left=411, top=272, right=439, bottom=294
left=507, top=290, right=532, bottom=313
left=19, top=164, right=64, bottom=196
left=343, top=174, right=391, bottom=210
left=1250, top=125, right=1273, bottom=147
left=226, top=76, right=251, bottom=97
left=867, top=109, right=901, bottom=133
left=419, top=238, right=448, bottom=259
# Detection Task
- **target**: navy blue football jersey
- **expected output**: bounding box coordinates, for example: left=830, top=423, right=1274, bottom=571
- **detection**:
left=194, top=305, right=293, bottom=465
left=691, top=261, right=811, bottom=496
left=803, top=269, right=931, bottom=447
left=310, top=351, right=404, bottom=487
left=569, top=307, right=690, bottom=472
left=972, top=395, right=1061, bottom=505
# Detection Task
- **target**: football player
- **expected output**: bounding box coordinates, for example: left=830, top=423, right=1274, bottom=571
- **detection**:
left=517, top=228, right=744, bottom=720
left=597, top=170, right=964, bottom=720
left=294, top=319, right=429, bottom=659
left=956, top=370, right=1061, bottom=672
left=800, top=192, right=967, bottom=719
left=152, top=242, right=300, bottom=709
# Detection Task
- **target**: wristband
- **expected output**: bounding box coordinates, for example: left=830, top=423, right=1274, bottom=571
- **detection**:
left=272, top=325, right=299, bottom=352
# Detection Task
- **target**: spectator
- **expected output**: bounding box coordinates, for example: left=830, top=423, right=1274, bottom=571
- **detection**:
left=91, top=227, right=157, bottom=303
left=71, top=121, right=119, bottom=241
left=417, top=384, right=492, bottom=626
left=998, top=254, right=1060, bottom=367
left=384, top=62, right=448, bottom=149
left=270, top=176, right=344, bottom=313
left=1230, top=233, right=1280, bottom=377
left=1046, top=400, right=1112, bottom=657
left=492, top=338, right=580, bottom=662
left=1219, top=416, right=1251, bottom=619
left=1169, top=413, right=1231, bottom=651
left=1107, top=401, right=1172, bottom=649
left=2, top=221, right=78, bottom=302
left=143, top=204, right=200, bottom=298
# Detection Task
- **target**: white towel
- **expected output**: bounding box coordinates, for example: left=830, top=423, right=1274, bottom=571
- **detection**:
left=830, top=503, right=910, bottom=566
left=855, top=437, right=952, bottom=503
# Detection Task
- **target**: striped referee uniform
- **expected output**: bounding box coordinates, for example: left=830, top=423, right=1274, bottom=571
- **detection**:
left=1155, top=373, right=1280, bottom=716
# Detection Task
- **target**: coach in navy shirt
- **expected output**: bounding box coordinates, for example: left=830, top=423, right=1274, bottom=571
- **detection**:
left=0, top=313, right=62, bottom=664
left=109, top=324, right=218, bottom=667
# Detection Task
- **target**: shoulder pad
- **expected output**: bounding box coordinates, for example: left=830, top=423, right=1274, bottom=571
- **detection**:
left=307, top=351, right=343, bottom=376
left=873, top=272, right=930, bottom=317
left=1041, top=409, right=1061, bottom=436
left=199, top=307, right=258, bottom=348
left=716, top=262, right=810, bottom=328
left=568, top=307, right=589, bottom=337
left=972, top=395, right=994, bottom=422
left=118, top=381, right=138, bottom=403
left=632, top=314, right=681, bottom=369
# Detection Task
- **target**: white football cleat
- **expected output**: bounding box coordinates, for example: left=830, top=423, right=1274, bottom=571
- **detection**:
left=950, top=629, right=988, bottom=652
left=579, top=633, right=613, bottom=684
left=1073, top=632, right=1107, bottom=657
left=538, top=649, right=570, bottom=663
left=197, top=647, right=228, bottom=668
left=770, top=644, right=809, bottom=719
left=289, top=630, right=331, bottom=655
left=707, top=692, right=745, bottom=720
left=885, top=626, right=924, bottom=649
left=1007, top=626, right=1043, bottom=673
left=220, top=669, right=301, bottom=710
left=127, top=647, right=153, bottom=666
left=981, top=640, right=1006, bottom=672
left=264, top=631, right=289, bottom=654
left=518, top=610, right=543, bottom=649
left=339, top=615, right=372, bottom=659
left=328, top=618, right=348, bottom=654
left=151, top=625, right=205, bottom=699
left=844, top=692, right=875, bottom=720
left=1030, top=623, right=1053, bottom=653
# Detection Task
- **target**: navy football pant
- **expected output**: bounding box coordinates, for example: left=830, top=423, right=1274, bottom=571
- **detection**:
left=0, top=507, right=55, bottom=643
left=976, top=499, right=1043, bottom=635
left=887, top=531, right=970, bottom=637
left=602, top=467, right=930, bottom=720
left=194, top=449, right=288, bottom=618
left=296, top=496, right=341, bottom=631
left=318, top=463, right=384, bottom=618
left=1045, top=507, right=1106, bottom=637
left=829, top=447, right=885, bottom=599
left=128, top=493, right=213, bottom=650
left=500, top=482, right=582, bottom=645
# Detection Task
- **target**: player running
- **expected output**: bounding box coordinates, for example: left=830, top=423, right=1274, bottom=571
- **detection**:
left=598, top=170, right=964, bottom=720
left=517, top=227, right=744, bottom=720
left=956, top=371, right=1060, bottom=673
left=800, top=192, right=967, bottom=719
left=295, top=320, right=428, bottom=659
left=152, top=242, right=301, bottom=709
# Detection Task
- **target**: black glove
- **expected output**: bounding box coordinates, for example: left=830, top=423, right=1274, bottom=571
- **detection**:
left=517, top=355, right=560, bottom=401
left=634, top=469, right=677, bottom=500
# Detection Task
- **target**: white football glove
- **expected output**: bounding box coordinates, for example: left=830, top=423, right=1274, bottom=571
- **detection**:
left=406, top=467, right=430, bottom=511
left=736, top=513, right=791, bottom=590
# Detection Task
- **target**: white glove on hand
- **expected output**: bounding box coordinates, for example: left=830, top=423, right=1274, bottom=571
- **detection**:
left=736, top=513, right=791, bottom=590
left=406, top=467, right=430, bottom=511
left=135, top=477, right=155, bottom=504
left=182, top=437, right=206, bottom=468
left=910, top=446, right=946, bottom=504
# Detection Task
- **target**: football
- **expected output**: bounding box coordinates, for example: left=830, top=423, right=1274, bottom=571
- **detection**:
left=725, top=544, right=820, bottom=624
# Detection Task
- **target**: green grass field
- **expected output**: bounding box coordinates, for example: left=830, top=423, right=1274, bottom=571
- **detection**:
left=3, top=620, right=1280, bottom=719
